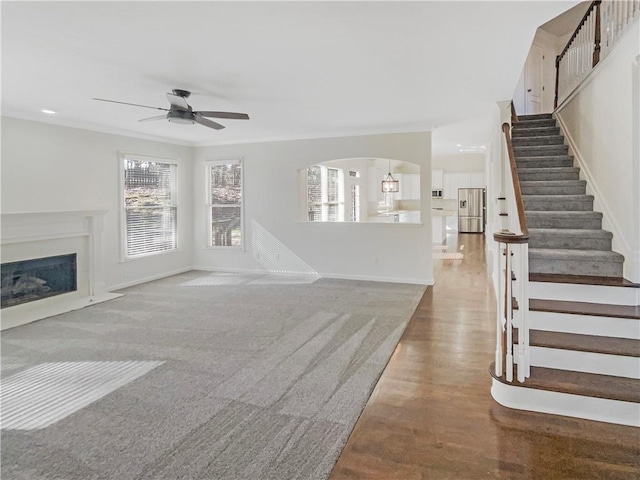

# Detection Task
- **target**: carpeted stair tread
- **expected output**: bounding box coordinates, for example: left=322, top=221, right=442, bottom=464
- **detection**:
left=512, top=135, right=565, bottom=146
left=520, top=180, right=586, bottom=195
left=529, top=248, right=624, bottom=261
left=527, top=330, right=640, bottom=357
left=528, top=228, right=613, bottom=251
left=512, top=126, right=560, bottom=137
left=518, top=113, right=553, bottom=120
left=513, top=144, right=569, bottom=156
left=524, top=195, right=594, bottom=211
left=513, top=118, right=558, bottom=128
left=526, top=211, right=603, bottom=230
left=517, top=167, right=580, bottom=181
left=517, top=156, right=574, bottom=168
left=529, top=298, right=640, bottom=320
left=529, top=248, right=624, bottom=277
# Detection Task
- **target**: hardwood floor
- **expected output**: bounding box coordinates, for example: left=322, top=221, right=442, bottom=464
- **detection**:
left=329, top=233, right=640, bottom=480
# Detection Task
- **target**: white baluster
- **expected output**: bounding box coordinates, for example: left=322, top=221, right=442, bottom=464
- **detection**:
left=495, top=243, right=505, bottom=378
left=505, top=244, right=513, bottom=382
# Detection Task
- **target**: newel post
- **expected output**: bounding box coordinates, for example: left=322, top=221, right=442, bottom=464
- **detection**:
left=593, top=0, right=602, bottom=67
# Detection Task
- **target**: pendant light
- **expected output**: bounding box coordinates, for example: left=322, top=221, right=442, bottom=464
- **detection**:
left=381, top=160, right=399, bottom=193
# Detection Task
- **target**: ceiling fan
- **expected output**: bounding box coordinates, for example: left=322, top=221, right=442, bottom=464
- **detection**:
left=93, top=89, right=249, bottom=130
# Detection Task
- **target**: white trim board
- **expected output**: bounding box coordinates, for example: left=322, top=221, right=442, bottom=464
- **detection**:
left=491, top=379, right=640, bottom=427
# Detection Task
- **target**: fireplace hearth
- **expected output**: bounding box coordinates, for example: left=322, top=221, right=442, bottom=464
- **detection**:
left=1, top=254, right=77, bottom=308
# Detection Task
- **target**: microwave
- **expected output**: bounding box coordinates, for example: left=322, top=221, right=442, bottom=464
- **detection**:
left=432, top=189, right=443, bottom=198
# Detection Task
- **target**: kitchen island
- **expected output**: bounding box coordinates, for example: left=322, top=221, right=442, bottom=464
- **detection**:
left=432, top=208, right=456, bottom=243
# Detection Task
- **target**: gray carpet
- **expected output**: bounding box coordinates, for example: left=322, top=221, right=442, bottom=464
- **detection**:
left=1, top=271, right=425, bottom=480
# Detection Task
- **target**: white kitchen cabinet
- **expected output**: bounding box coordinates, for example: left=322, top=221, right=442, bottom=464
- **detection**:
left=431, top=170, right=443, bottom=189
left=443, top=172, right=484, bottom=199
left=394, top=173, right=420, bottom=200
left=470, top=172, right=485, bottom=188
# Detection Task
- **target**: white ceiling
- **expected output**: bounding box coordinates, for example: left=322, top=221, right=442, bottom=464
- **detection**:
left=1, top=1, right=578, bottom=152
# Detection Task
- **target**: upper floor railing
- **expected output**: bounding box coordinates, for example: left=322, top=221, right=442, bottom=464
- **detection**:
left=555, top=0, right=640, bottom=107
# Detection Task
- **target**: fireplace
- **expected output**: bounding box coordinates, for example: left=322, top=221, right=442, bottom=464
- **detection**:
left=1, top=254, right=78, bottom=308
left=1, top=210, right=121, bottom=330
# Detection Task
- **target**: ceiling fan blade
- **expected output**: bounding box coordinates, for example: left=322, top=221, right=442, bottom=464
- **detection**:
left=166, top=92, right=190, bottom=110
left=138, top=115, right=167, bottom=122
left=194, top=113, right=225, bottom=130
left=196, top=111, right=250, bottom=120
left=93, top=98, right=169, bottom=111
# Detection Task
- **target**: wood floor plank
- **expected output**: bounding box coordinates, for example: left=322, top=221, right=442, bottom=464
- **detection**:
left=329, top=233, right=640, bottom=480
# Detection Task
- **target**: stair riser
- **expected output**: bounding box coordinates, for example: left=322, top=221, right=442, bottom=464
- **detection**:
left=512, top=136, right=565, bottom=147
left=491, top=380, right=640, bottom=427
left=514, top=145, right=569, bottom=157
left=528, top=235, right=612, bottom=251
left=526, top=347, right=640, bottom=379
left=530, top=311, right=640, bottom=339
left=521, top=184, right=586, bottom=195
left=530, top=281, right=640, bottom=306
left=524, top=197, right=593, bottom=211
left=526, top=215, right=602, bottom=230
left=530, top=257, right=624, bottom=278
left=518, top=113, right=553, bottom=121
left=518, top=159, right=574, bottom=168
left=518, top=170, right=580, bottom=181
left=512, top=127, right=560, bottom=138
left=513, top=119, right=557, bottom=128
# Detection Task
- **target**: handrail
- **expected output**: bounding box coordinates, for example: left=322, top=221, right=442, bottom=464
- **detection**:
left=557, top=1, right=601, bottom=63
left=510, top=101, right=518, bottom=125
left=501, top=123, right=528, bottom=236
left=555, top=0, right=639, bottom=108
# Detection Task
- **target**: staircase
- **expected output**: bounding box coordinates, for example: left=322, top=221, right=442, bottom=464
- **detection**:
left=490, top=113, right=640, bottom=427
left=512, top=113, right=624, bottom=278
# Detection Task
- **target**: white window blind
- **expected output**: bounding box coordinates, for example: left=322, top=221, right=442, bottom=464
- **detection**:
left=122, top=156, right=177, bottom=258
left=208, top=160, right=242, bottom=247
left=306, top=165, right=345, bottom=222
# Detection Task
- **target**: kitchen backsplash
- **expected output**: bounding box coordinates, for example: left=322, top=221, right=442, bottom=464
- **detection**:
left=432, top=198, right=457, bottom=211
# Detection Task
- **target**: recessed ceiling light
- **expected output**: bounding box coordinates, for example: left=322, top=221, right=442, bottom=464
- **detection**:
left=456, top=144, right=462, bottom=147
left=41, top=109, right=57, bottom=115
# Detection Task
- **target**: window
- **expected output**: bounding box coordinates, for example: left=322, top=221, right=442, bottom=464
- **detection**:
left=122, top=155, right=177, bottom=258
left=306, top=165, right=345, bottom=222
left=208, top=160, right=242, bottom=247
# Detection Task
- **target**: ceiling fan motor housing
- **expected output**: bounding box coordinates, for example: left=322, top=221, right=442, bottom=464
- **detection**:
left=172, top=89, right=191, bottom=98
left=167, top=109, right=195, bottom=124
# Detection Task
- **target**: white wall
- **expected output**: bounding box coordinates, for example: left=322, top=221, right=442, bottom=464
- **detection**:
left=193, top=132, right=433, bottom=284
left=556, top=21, right=640, bottom=282
left=1, top=117, right=194, bottom=289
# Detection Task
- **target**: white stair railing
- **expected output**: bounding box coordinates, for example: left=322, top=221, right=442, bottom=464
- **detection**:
left=494, top=116, right=530, bottom=384
left=555, top=0, right=640, bottom=107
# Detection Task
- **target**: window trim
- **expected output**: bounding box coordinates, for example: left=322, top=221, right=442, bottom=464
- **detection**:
left=205, top=157, right=244, bottom=250
left=119, top=152, right=179, bottom=262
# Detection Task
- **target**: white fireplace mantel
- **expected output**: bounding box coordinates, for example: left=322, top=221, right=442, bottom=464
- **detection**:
left=1, top=210, right=121, bottom=330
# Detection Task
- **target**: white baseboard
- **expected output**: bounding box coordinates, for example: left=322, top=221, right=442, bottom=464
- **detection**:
left=491, top=378, right=640, bottom=427
left=107, top=267, right=193, bottom=292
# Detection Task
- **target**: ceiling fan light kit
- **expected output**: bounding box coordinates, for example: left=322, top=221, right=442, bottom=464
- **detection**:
left=93, top=89, right=249, bottom=131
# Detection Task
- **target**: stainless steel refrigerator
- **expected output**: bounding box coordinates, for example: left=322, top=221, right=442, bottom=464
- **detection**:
left=458, top=188, right=485, bottom=233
